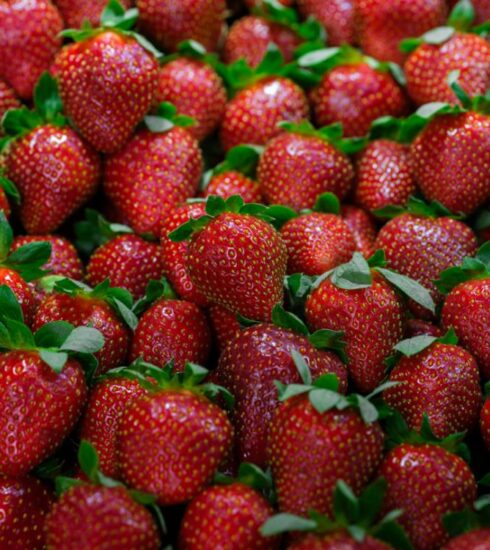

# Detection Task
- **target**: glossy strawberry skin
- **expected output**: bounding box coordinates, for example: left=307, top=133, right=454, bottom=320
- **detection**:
left=80, top=376, right=147, bottom=478
left=355, top=140, right=416, bottom=212
left=57, top=31, right=158, bottom=154
left=375, top=214, right=478, bottom=318
left=0, top=351, right=87, bottom=477
left=0, top=0, right=63, bottom=100
left=0, top=79, right=19, bottom=135
left=442, top=279, right=490, bottom=379
left=6, top=125, right=100, bottom=234
left=159, top=202, right=209, bottom=306
left=384, top=343, right=481, bottom=438
left=405, top=33, right=490, bottom=106
left=179, top=483, right=279, bottom=550
left=410, top=112, right=490, bottom=215
left=130, top=298, right=211, bottom=372
left=290, top=532, right=391, bottom=550
left=310, top=64, right=408, bottom=138
left=268, top=398, right=384, bottom=516
left=306, top=274, right=405, bottom=393
left=405, top=318, right=443, bottom=338
left=280, top=212, right=357, bottom=275
left=33, top=294, right=130, bottom=375
left=187, top=212, right=288, bottom=322
left=118, top=389, right=234, bottom=505
left=104, top=128, right=202, bottom=236
left=86, top=234, right=164, bottom=300
left=0, top=268, right=35, bottom=325
left=54, top=0, right=131, bottom=28
left=220, top=77, right=309, bottom=151
left=258, top=132, right=354, bottom=210
left=208, top=304, right=241, bottom=353
left=481, top=396, right=490, bottom=450
left=443, top=529, right=490, bottom=550
left=45, top=485, right=160, bottom=550
left=0, top=476, right=54, bottom=550
left=356, top=0, right=447, bottom=65
left=154, top=58, right=227, bottom=141
left=215, top=324, right=348, bottom=466
left=137, top=0, right=226, bottom=52
left=203, top=171, right=263, bottom=204
left=341, top=205, right=377, bottom=258
left=380, top=444, right=477, bottom=550
left=297, top=0, right=356, bottom=46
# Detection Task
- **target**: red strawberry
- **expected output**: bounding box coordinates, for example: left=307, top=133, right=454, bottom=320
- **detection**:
left=288, top=532, right=391, bottom=549
left=204, top=171, right=263, bottom=203
left=444, top=529, right=490, bottom=550
left=0, top=189, right=11, bottom=220
left=410, top=111, right=490, bottom=215
left=208, top=304, right=241, bottom=353
left=154, top=57, right=227, bottom=141
left=341, top=205, right=377, bottom=258
left=298, top=0, right=355, bottom=46
left=137, top=0, right=226, bottom=52
left=355, top=140, right=416, bottom=213
left=405, top=318, right=443, bottom=337
left=0, top=0, right=63, bottom=100
left=0, top=79, right=19, bottom=134
left=0, top=476, right=54, bottom=550
left=118, top=363, right=234, bottom=505
left=472, top=0, right=490, bottom=23
left=54, top=0, right=131, bottom=27
left=481, top=395, right=490, bottom=450
left=214, top=317, right=348, bottom=466
left=356, top=0, right=447, bottom=64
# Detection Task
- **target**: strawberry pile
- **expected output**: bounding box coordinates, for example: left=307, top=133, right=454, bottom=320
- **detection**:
left=0, top=0, right=489, bottom=548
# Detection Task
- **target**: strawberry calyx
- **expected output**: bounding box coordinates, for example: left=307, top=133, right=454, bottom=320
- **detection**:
left=0, top=173, right=20, bottom=206
left=214, top=462, right=276, bottom=502
left=261, top=478, right=412, bottom=550
left=373, top=195, right=462, bottom=220
left=443, top=494, right=490, bottom=538
left=435, top=241, right=490, bottom=294
left=60, top=0, right=162, bottom=60
left=144, top=101, right=196, bottom=134
left=131, top=277, right=177, bottom=317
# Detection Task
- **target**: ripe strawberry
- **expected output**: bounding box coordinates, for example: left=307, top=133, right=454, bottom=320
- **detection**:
left=288, top=532, right=391, bottom=549
left=472, top=0, right=490, bottom=23
left=0, top=79, right=19, bottom=134
left=0, top=476, right=54, bottom=550
left=54, top=0, right=131, bottom=28
left=118, top=363, right=234, bottom=505
left=154, top=56, right=227, bottom=141
left=137, top=0, right=226, bottom=52
left=356, top=0, right=447, bottom=64
left=208, top=304, right=241, bottom=353
left=405, top=318, right=443, bottom=337
left=480, top=395, right=490, bottom=450
left=444, top=529, right=490, bottom=550
left=215, top=316, right=348, bottom=466
left=169, top=196, right=288, bottom=322
left=204, top=171, right=263, bottom=203
left=0, top=0, right=63, bottom=100
left=355, top=140, right=416, bottom=213
left=298, top=0, right=355, bottom=46
left=341, top=205, right=377, bottom=258
left=258, top=122, right=355, bottom=210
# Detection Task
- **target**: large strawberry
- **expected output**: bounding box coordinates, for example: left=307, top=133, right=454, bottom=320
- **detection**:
left=208, top=304, right=241, bottom=353
left=104, top=103, right=203, bottom=236
left=169, top=195, right=288, bottom=322
left=341, top=205, right=377, bottom=258
left=0, top=0, right=63, bottom=100
left=57, top=1, right=160, bottom=153
left=117, top=362, right=234, bottom=505
left=2, top=73, right=100, bottom=234
left=297, top=0, right=356, bottom=46
left=54, top=0, right=131, bottom=27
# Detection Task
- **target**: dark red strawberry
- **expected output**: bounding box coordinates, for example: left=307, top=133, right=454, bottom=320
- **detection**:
left=118, top=363, right=234, bottom=505
left=0, top=0, right=63, bottom=100
left=444, top=529, right=490, bottom=550
left=208, top=304, right=241, bottom=353
left=54, top=0, right=131, bottom=27
left=0, top=476, right=54, bottom=550
left=481, top=394, right=490, bottom=450
left=137, top=0, right=226, bottom=52
left=405, top=318, right=443, bottom=337
left=204, top=171, right=263, bottom=203
left=0, top=79, right=19, bottom=134
left=341, top=205, right=377, bottom=258
left=297, top=0, right=356, bottom=46
left=288, top=532, right=391, bottom=549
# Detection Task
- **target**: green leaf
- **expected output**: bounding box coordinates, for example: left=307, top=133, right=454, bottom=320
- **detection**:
left=260, top=513, right=317, bottom=536
left=33, top=72, right=63, bottom=123
left=373, top=520, right=414, bottom=550
left=422, top=26, right=455, bottom=45
left=313, top=192, right=340, bottom=215
left=128, top=31, right=163, bottom=60
left=78, top=440, right=99, bottom=482
left=399, top=37, right=422, bottom=54
left=39, top=350, right=68, bottom=373
left=291, top=349, right=312, bottom=385
left=0, top=211, right=13, bottom=260
left=132, top=278, right=176, bottom=317
left=297, top=47, right=341, bottom=69
left=144, top=115, right=174, bottom=133
left=367, top=249, right=387, bottom=268
left=100, top=0, right=138, bottom=30
left=376, top=268, right=435, bottom=314
left=0, top=176, right=20, bottom=205
left=5, top=319, right=35, bottom=349
left=183, top=362, right=209, bottom=386
left=5, top=242, right=51, bottom=279
left=312, top=373, right=340, bottom=392
left=275, top=381, right=311, bottom=401
left=447, top=0, right=475, bottom=31
left=35, top=322, right=74, bottom=349
left=167, top=220, right=195, bottom=242
left=256, top=44, right=285, bottom=75
left=203, top=383, right=235, bottom=410
left=475, top=209, right=490, bottom=231
left=394, top=335, right=438, bottom=357
left=448, top=70, right=472, bottom=109
left=55, top=476, right=84, bottom=496
left=0, top=284, right=24, bottom=323
left=238, top=463, right=272, bottom=492
left=309, top=388, right=341, bottom=413
left=308, top=329, right=348, bottom=363
left=60, top=326, right=104, bottom=354
left=206, top=195, right=227, bottom=217
left=2, top=108, right=43, bottom=137
left=331, top=253, right=372, bottom=290
left=358, top=478, right=387, bottom=527
left=111, top=298, right=138, bottom=330
left=334, top=480, right=359, bottom=525
left=177, top=39, right=207, bottom=57
left=271, top=304, right=309, bottom=335
left=356, top=395, right=380, bottom=423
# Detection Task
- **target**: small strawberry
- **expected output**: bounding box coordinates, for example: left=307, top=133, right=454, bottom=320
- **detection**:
left=0, top=0, right=63, bottom=100
left=341, top=205, right=377, bottom=258
left=54, top=0, right=131, bottom=28
left=169, top=195, right=288, bottom=322
left=356, top=0, right=447, bottom=64
left=297, top=0, right=356, bottom=46
left=117, top=362, right=234, bottom=505
left=0, top=476, right=54, bottom=550
left=137, top=0, right=226, bottom=52
left=104, top=103, right=203, bottom=236
left=208, top=304, right=241, bottom=353
left=57, top=2, right=160, bottom=153
left=0, top=79, right=19, bottom=134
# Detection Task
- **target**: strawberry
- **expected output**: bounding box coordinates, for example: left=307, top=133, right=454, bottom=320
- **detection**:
left=297, top=0, right=355, bottom=46
left=405, top=318, right=443, bottom=337
left=341, top=205, right=377, bottom=258
left=57, top=3, right=160, bottom=154
left=356, top=0, right=447, bottom=65
left=383, top=331, right=481, bottom=438
left=287, top=532, right=391, bottom=549
left=208, top=304, right=241, bottom=353
left=33, top=278, right=133, bottom=375
left=280, top=194, right=357, bottom=275
left=444, top=529, right=490, bottom=550
left=117, top=362, right=234, bottom=505
left=2, top=74, right=100, bottom=234
left=104, top=104, right=203, bottom=236
left=0, top=476, right=54, bottom=550
left=375, top=198, right=478, bottom=317
left=438, top=242, right=490, bottom=379
left=0, top=0, right=63, bottom=100
left=481, top=394, right=490, bottom=450
left=136, top=0, right=226, bottom=52
left=257, top=122, right=356, bottom=211
left=214, top=309, right=348, bottom=466
left=442, top=492, right=490, bottom=549
left=169, top=195, right=288, bottom=322
left=0, top=79, right=19, bottom=134
left=472, top=0, right=490, bottom=23
left=54, top=0, right=131, bottom=28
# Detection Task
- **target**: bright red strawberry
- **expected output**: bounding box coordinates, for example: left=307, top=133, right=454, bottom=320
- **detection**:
left=355, top=140, right=416, bottom=212
left=118, top=363, right=234, bottom=505
left=215, top=318, right=348, bottom=466
left=297, top=0, right=355, bottom=45
left=129, top=298, right=211, bottom=371
left=341, top=205, right=377, bottom=258
left=208, top=304, right=241, bottom=353
left=444, top=529, right=490, bottom=550
left=481, top=395, right=490, bottom=450
left=0, top=0, right=63, bottom=100
left=137, top=0, right=226, bottom=52
left=204, top=171, right=263, bottom=203
left=0, top=79, right=19, bottom=134
left=0, top=476, right=54, bottom=550
left=54, top=0, right=131, bottom=27
left=356, top=0, right=447, bottom=64
left=410, top=111, right=490, bottom=215
left=154, top=57, right=227, bottom=141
